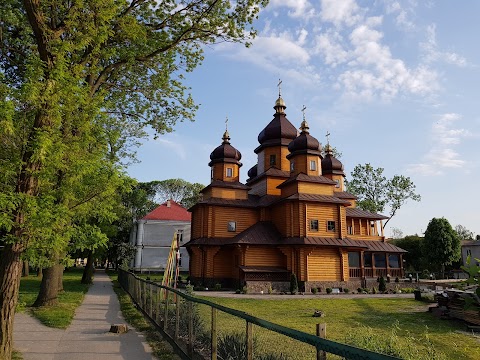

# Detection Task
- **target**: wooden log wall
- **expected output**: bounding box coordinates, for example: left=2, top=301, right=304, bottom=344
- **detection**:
left=307, top=248, right=342, bottom=281
left=306, top=204, right=339, bottom=237
left=245, top=246, right=287, bottom=267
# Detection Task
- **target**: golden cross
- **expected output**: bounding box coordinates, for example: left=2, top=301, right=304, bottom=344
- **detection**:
left=326, top=131, right=331, bottom=145
left=225, top=116, right=228, bottom=131
left=277, top=78, right=282, bottom=97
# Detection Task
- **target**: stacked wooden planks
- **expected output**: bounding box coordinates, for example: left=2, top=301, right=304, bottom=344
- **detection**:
left=436, top=289, right=480, bottom=325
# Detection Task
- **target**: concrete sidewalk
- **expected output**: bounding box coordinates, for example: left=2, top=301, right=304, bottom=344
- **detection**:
left=14, top=270, right=154, bottom=360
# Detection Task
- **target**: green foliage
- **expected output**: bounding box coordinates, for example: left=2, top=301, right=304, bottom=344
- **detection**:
left=455, top=224, right=474, bottom=241
left=344, top=322, right=446, bottom=360
left=289, top=273, right=298, bottom=295
left=217, top=332, right=288, bottom=360
left=326, top=287, right=332, bottom=294
left=391, top=235, right=425, bottom=271
left=379, top=277, right=387, bottom=292
left=347, top=164, right=420, bottom=227
left=423, top=218, right=461, bottom=274
left=151, top=179, right=205, bottom=209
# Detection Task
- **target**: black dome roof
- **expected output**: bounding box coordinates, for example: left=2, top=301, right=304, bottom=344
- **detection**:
left=209, top=131, right=242, bottom=166
left=247, top=164, right=258, bottom=179
left=257, top=97, right=297, bottom=147
left=286, top=120, right=321, bottom=158
left=322, top=145, right=344, bottom=175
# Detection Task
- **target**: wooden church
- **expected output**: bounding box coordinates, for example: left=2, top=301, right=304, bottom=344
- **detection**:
left=185, top=92, right=406, bottom=292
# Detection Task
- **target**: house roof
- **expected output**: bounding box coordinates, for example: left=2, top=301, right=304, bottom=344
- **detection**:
left=200, top=180, right=250, bottom=193
left=462, top=240, right=480, bottom=247
left=141, top=200, right=191, bottom=221
left=282, top=193, right=351, bottom=205
left=334, top=191, right=357, bottom=200
left=185, top=221, right=406, bottom=253
left=346, top=207, right=389, bottom=220
left=277, top=173, right=336, bottom=188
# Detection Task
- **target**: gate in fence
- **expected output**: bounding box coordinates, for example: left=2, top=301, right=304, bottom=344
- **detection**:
left=118, top=269, right=399, bottom=360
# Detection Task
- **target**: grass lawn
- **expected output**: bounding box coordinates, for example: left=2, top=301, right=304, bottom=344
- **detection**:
left=17, top=267, right=90, bottom=328
left=200, top=296, right=480, bottom=360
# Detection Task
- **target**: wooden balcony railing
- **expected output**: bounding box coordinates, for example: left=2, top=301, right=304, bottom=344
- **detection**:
left=349, top=267, right=403, bottom=279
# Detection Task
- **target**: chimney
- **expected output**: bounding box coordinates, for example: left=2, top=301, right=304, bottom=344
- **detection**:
left=166, top=200, right=171, bottom=208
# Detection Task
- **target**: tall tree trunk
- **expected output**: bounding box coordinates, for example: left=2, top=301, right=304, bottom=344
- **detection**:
left=33, top=265, right=59, bottom=307
left=22, top=260, right=29, bottom=277
left=81, top=251, right=95, bottom=284
left=57, top=264, right=64, bottom=292
left=37, top=267, right=43, bottom=277
left=0, top=243, right=24, bottom=360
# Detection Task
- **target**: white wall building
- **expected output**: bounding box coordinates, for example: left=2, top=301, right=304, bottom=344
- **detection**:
left=130, top=200, right=190, bottom=271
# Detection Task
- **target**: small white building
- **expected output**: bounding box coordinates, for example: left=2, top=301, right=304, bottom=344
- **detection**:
left=130, top=200, right=190, bottom=271
left=461, top=240, right=480, bottom=267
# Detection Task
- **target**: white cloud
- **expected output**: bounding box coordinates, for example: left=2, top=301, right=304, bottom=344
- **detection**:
left=269, top=0, right=315, bottom=19
left=421, top=24, right=467, bottom=67
left=320, top=0, right=363, bottom=27
left=407, top=113, right=470, bottom=175
left=384, top=0, right=417, bottom=31
left=156, top=138, right=187, bottom=160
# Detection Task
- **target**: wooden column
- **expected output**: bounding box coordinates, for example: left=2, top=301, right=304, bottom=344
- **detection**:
left=360, top=251, right=365, bottom=278
left=211, top=308, right=217, bottom=360
left=316, top=323, right=327, bottom=360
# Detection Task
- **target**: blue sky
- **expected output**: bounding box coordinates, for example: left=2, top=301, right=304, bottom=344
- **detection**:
left=127, top=0, right=480, bottom=238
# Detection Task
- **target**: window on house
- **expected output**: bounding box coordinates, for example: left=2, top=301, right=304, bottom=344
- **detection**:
left=310, top=160, right=316, bottom=171
left=388, top=254, right=400, bottom=268
left=348, top=252, right=360, bottom=267
left=270, top=154, right=276, bottom=165
left=370, top=221, right=376, bottom=235
left=226, top=168, right=233, bottom=177
left=310, top=219, right=319, bottom=231
left=374, top=253, right=386, bottom=268
left=364, top=252, right=373, bottom=267
left=227, top=221, right=236, bottom=232
left=335, top=179, right=340, bottom=188
left=211, top=168, right=214, bottom=180
left=327, top=221, right=335, bottom=231
left=467, top=249, right=472, bottom=256
left=347, top=226, right=353, bottom=235
left=290, top=161, right=295, bottom=172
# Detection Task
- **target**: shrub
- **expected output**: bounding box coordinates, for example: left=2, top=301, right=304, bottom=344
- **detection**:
left=326, top=288, right=332, bottom=294
left=317, top=287, right=322, bottom=293
left=290, top=273, right=298, bottom=294
left=242, top=285, right=248, bottom=294
left=395, top=277, right=399, bottom=283
left=343, top=288, right=350, bottom=293
left=217, top=332, right=289, bottom=360
left=357, top=287, right=363, bottom=293
left=312, top=287, right=318, bottom=294
left=235, top=289, right=241, bottom=294
left=372, top=287, right=377, bottom=294
left=379, top=276, right=387, bottom=292
left=267, top=285, right=273, bottom=294
left=215, top=283, right=222, bottom=291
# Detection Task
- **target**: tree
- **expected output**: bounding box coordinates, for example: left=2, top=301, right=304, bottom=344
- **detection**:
left=391, top=235, right=424, bottom=272
left=153, top=179, right=204, bottom=209
left=455, top=224, right=474, bottom=241
left=0, top=1, right=268, bottom=357
left=423, top=218, right=461, bottom=278
left=346, top=163, right=420, bottom=228
left=390, top=227, right=404, bottom=239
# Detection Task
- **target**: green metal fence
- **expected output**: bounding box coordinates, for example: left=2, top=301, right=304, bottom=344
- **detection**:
left=118, top=269, right=400, bottom=360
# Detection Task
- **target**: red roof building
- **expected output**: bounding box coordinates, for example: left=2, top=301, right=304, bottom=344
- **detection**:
left=142, top=200, right=192, bottom=221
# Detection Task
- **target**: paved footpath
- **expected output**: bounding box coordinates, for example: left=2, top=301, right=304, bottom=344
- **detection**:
left=14, top=270, right=154, bottom=360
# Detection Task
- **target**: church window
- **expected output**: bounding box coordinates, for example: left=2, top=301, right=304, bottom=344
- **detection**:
left=226, top=168, right=233, bottom=177
left=327, top=221, right=336, bottom=231
left=290, top=161, right=295, bottom=172
left=335, top=179, right=340, bottom=188
left=310, top=160, right=316, bottom=171
left=347, top=226, right=353, bottom=235
left=270, top=154, right=276, bottom=165
left=310, top=219, right=319, bottom=231
left=227, top=221, right=236, bottom=232
left=348, top=252, right=360, bottom=267
left=211, top=168, right=214, bottom=180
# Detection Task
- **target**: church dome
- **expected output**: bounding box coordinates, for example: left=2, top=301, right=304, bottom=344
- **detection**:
left=257, top=96, right=297, bottom=145
left=209, top=130, right=242, bottom=165
left=288, top=120, right=321, bottom=154
left=247, top=164, right=258, bottom=179
left=322, top=144, right=344, bottom=175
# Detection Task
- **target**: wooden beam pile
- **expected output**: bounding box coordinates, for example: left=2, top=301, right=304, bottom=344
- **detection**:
left=435, top=288, right=480, bottom=325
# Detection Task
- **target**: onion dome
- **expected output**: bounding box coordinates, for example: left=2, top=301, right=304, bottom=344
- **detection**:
left=255, top=96, right=298, bottom=153
left=209, top=130, right=242, bottom=166
left=321, top=144, right=345, bottom=175
left=287, top=119, right=322, bottom=158
left=247, top=164, right=258, bottom=179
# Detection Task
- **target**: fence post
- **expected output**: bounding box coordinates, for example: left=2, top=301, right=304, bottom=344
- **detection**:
left=164, top=289, right=170, bottom=332
left=175, top=294, right=180, bottom=340
left=246, top=321, right=253, bottom=360
left=211, top=308, right=217, bottom=360
left=149, top=283, right=153, bottom=317
left=316, top=323, right=327, bottom=360
left=156, top=287, right=161, bottom=325
left=188, top=301, right=194, bottom=357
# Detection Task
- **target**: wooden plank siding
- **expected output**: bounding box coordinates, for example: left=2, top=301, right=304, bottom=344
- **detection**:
left=204, top=246, right=220, bottom=277
left=189, top=247, right=203, bottom=277
left=213, top=248, right=234, bottom=278
left=245, top=247, right=287, bottom=267
left=341, top=249, right=349, bottom=281
left=348, top=235, right=385, bottom=241
left=280, top=182, right=299, bottom=198
left=307, top=248, right=342, bottom=281
left=298, top=182, right=334, bottom=195
left=191, top=209, right=203, bottom=238
left=306, top=204, right=340, bottom=237
left=212, top=206, right=258, bottom=238
left=210, top=187, right=248, bottom=200
left=270, top=204, right=287, bottom=235
left=291, top=155, right=322, bottom=177
left=266, top=177, right=285, bottom=195
left=212, top=163, right=239, bottom=182
left=339, top=206, right=347, bottom=238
